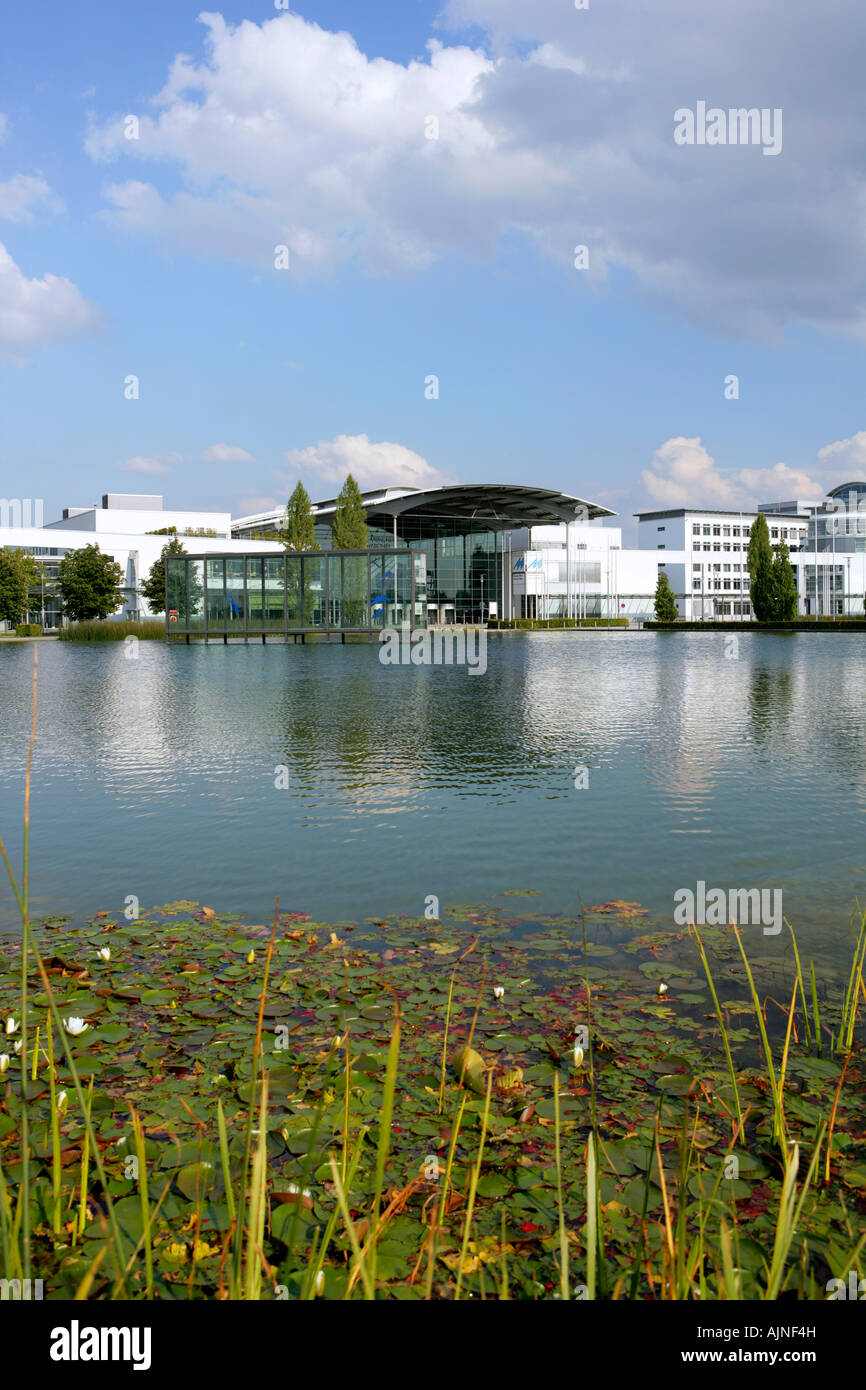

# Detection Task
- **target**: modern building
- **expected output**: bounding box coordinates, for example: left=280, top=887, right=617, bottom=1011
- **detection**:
left=232, top=484, right=615, bottom=624
left=633, top=490, right=866, bottom=619
left=0, top=493, right=275, bottom=629
left=3, top=477, right=866, bottom=631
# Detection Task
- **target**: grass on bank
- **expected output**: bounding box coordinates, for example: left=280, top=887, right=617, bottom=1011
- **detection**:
left=0, top=648, right=864, bottom=1301
left=58, top=620, right=164, bottom=642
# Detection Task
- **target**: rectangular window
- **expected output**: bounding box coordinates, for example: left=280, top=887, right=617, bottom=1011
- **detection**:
left=206, top=558, right=227, bottom=631
left=225, top=558, right=245, bottom=631
left=264, top=556, right=285, bottom=630
left=703, top=525, right=711, bottom=536
left=723, top=526, right=731, bottom=537
left=713, top=525, right=721, bottom=536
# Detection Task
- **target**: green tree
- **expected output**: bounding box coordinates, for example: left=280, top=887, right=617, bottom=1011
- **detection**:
left=771, top=538, right=798, bottom=621
left=58, top=544, right=126, bottom=622
left=0, top=547, right=40, bottom=627
left=140, top=537, right=187, bottom=614
left=331, top=474, right=368, bottom=550
left=653, top=570, right=679, bottom=622
left=747, top=513, right=775, bottom=621
left=284, top=481, right=318, bottom=552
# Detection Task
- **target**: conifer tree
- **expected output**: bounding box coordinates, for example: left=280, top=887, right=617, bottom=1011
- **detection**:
left=284, top=481, right=318, bottom=551
left=771, top=538, right=798, bottom=620
left=653, top=570, right=678, bottom=622
left=331, top=474, right=368, bottom=550
left=747, top=513, right=775, bottom=621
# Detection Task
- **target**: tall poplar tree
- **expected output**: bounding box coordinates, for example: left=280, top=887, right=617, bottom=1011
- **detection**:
left=331, top=474, right=368, bottom=550
left=284, top=481, right=318, bottom=551
left=771, top=538, right=798, bottom=620
left=747, top=513, right=775, bottom=621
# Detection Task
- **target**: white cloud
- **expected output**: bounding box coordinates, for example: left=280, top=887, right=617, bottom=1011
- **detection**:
left=82, top=5, right=866, bottom=338
left=0, top=242, right=103, bottom=347
left=117, top=454, right=180, bottom=476
left=816, top=430, right=866, bottom=478
left=0, top=174, right=62, bottom=222
left=641, top=437, right=740, bottom=506
left=282, top=433, right=452, bottom=492
left=201, top=443, right=255, bottom=464
left=736, top=461, right=824, bottom=502
left=640, top=434, right=865, bottom=510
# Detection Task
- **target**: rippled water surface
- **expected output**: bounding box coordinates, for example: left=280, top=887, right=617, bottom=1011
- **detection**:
left=0, top=633, right=864, bottom=969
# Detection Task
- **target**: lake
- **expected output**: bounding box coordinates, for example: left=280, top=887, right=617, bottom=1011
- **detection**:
left=1, top=631, right=864, bottom=976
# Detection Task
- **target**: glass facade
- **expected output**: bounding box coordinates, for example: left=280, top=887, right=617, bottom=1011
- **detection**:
left=307, top=518, right=499, bottom=622
left=165, top=550, right=423, bottom=637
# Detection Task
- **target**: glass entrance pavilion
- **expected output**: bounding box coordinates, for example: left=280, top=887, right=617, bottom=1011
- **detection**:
left=165, top=549, right=426, bottom=640
left=231, top=484, right=615, bottom=625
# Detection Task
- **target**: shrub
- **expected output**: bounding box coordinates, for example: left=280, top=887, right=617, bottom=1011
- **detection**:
left=14, top=623, right=42, bottom=636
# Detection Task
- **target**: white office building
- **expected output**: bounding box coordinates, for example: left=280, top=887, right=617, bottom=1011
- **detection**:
left=0, top=493, right=275, bottom=629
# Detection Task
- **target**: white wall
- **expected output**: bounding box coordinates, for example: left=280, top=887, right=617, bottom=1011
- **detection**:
left=46, top=508, right=233, bottom=538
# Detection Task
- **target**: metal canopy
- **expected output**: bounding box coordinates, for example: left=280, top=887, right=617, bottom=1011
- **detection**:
left=232, top=483, right=616, bottom=538
left=316, top=483, right=615, bottom=529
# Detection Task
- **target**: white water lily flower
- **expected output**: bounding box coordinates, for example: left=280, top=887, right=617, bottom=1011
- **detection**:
left=574, top=1043, right=584, bottom=1068
left=56, top=1090, right=68, bottom=1115
left=314, top=1270, right=325, bottom=1296
left=5, top=1017, right=18, bottom=1035
left=0, top=1054, right=9, bottom=1073
left=62, top=1017, right=89, bottom=1036
left=98, top=947, right=111, bottom=962
left=657, top=982, right=669, bottom=996
left=13, top=1039, right=23, bottom=1054
left=493, top=986, right=505, bottom=1000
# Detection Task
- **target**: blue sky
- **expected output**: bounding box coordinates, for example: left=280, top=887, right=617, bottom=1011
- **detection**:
left=1, top=0, right=864, bottom=539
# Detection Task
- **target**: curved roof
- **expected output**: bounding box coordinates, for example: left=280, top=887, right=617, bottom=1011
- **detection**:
left=233, top=483, right=614, bottom=534
left=827, top=481, right=866, bottom=500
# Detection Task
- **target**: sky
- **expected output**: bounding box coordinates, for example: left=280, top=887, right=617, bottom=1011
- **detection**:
left=1, top=0, right=865, bottom=541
